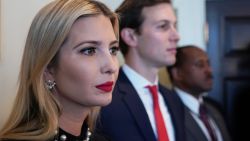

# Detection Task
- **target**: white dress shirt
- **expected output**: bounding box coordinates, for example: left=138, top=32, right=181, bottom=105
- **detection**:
left=122, top=64, right=175, bottom=141
left=174, top=87, right=223, bottom=141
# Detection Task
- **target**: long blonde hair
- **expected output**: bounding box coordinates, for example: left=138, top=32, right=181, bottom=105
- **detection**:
left=0, top=0, right=118, bottom=140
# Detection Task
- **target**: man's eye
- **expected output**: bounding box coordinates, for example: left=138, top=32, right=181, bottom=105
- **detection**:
left=195, top=62, right=205, bottom=68
left=157, top=23, right=170, bottom=30
left=80, top=47, right=96, bottom=56
left=109, top=46, right=120, bottom=56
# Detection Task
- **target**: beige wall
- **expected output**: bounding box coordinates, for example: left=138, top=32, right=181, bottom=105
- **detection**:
left=0, top=0, right=205, bottom=128
left=0, top=1, right=1, bottom=62
left=0, top=0, right=54, bottom=127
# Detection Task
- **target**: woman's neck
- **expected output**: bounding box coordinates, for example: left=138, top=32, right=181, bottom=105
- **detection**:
left=59, top=109, right=89, bottom=136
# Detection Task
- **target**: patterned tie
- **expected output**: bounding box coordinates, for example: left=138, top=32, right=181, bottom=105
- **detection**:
left=199, top=104, right=217, bottom=141
left=146, top=85, right=169, bottom=141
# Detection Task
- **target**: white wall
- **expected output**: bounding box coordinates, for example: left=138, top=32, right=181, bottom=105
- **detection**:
left=173, top=0, right=206, bottom=50
left=0, top=0, right=205, bottom=127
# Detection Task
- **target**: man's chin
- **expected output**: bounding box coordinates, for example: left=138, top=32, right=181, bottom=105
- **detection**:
left=166, top=57, right=176, bottom=66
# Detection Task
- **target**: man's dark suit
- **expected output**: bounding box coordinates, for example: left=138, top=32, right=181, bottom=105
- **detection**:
left=97, top=69, right=185, bottom=141
left=178, top=94, right=231, bottom=141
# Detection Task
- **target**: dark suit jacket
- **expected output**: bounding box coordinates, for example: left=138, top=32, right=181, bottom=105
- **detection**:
left=97, top=69, right=185, bottom=141
left=175, top=91, right=231, bottom=141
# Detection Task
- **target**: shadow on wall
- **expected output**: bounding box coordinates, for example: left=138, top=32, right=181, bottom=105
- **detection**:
left=159, top=67, right=172, bottom=89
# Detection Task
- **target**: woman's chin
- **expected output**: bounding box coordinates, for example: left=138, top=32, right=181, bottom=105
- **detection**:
left=98, top=95, right=112, bottom=107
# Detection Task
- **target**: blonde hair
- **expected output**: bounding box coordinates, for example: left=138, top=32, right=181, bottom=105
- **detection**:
left=0, top=0, right=118, bottom=140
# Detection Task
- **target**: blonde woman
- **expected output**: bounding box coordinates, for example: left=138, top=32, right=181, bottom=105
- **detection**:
left=0, top=0, right=119, bottom=140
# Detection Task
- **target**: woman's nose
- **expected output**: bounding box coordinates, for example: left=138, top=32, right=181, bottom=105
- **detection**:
left=101, top=53, right=118, bottom=75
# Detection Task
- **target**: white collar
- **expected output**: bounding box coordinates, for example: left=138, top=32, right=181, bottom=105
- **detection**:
left=122, top=64, right=158, bottom=90
left=174, top=87, right=203, bottom=114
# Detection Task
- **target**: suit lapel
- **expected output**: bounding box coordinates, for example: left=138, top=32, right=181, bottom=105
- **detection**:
left=118, top=70, right=157, bottom=141
left=205, top=103, right=231, bottom=141
left=171, top=90, right=209, bottom=141
left=160, top=87, right=185, bottom=141
left=184, top=106, right=208, bottom=141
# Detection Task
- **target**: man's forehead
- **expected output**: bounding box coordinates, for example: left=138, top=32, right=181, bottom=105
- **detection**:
left=141, top=3, right=176, bottom=21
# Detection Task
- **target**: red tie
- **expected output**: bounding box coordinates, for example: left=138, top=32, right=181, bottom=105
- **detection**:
left=146, top=85, right=169, bottom=141
left=199, top=104, right=217, bottom=141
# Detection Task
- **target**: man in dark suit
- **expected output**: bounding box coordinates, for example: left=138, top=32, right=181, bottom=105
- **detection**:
left=167, top=45, right=231, bottom=141
left=97, top=0, right=185, bottom=141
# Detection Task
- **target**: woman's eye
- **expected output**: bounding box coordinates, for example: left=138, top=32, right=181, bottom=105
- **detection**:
left=80, top=47, right=96, bottom=56
left=109, top=46, right=120, bottom=56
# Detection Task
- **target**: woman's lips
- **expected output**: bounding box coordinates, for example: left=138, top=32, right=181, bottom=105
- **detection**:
left=96, top=81, right=114, bottom=92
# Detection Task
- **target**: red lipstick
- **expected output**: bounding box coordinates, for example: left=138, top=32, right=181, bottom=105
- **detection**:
left=96, top=81, right=114, bottom=92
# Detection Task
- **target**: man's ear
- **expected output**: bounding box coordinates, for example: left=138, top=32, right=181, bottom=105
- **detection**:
left=171, top=67, right=183, bottom=81
left=120, top=28, right=138, bottom=47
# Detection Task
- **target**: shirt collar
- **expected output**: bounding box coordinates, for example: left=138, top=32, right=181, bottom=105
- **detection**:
left=122, top=64, right=158, bottom=91
left=174, top=87, right=203, bottom=114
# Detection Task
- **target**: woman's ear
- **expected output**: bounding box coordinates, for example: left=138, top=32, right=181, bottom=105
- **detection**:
left=44, top=67, right=55, bottom=82
left=120, top=28, right=138, bottom=47
left=44, top=67, right=57, bottom=91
